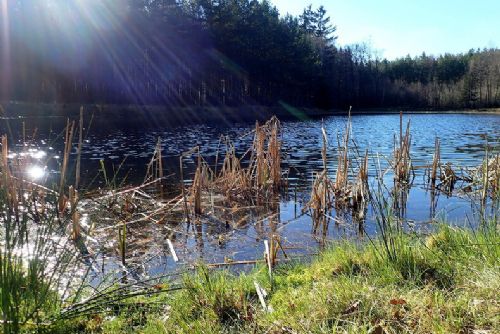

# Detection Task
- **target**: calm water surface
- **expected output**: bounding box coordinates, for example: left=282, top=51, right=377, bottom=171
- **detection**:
left=1, top=113, right=499, bottom=277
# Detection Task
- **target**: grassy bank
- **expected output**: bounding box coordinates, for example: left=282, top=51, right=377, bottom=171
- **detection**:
left=49, top=224, right=498, bottom=334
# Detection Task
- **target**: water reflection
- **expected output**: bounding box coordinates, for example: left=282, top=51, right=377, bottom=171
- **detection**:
left=1, top=113, right=498, bottom=278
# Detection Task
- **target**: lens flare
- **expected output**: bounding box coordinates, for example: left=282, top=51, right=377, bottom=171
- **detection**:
left=27, top=165, right=46, bottom=181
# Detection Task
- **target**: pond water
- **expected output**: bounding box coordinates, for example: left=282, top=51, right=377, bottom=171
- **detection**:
left=1, top=112, right=499, bottom=278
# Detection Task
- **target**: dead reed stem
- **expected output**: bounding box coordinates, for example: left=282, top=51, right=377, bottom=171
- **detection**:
left=156, top=138, right=164, bottom=197
left=481, top=143, right=489, bottom=211
left=321, top=122, right=328, bottom=170
left=75, top=107, right=84, bottom=189
left=1, top=135, right=18, bottom=210
left=268, top=118, right=281, bottom=190
left=353, top=150, right=369, bottom=216
left=430, top=137, right=440, bottom=187
left=69, top=186, right=80, bottom=240
left=180, top=146, right=199, bottom=222
left=193, top=152, right=202, bottom=215
left=264, top=240, right=272, bottom=281
left=59, top=119, right=75, bottom=213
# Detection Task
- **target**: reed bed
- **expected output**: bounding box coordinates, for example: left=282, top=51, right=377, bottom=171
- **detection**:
left=214, top=116, right=283, bottom=201
left=424, top=138, right=500, bottom=203
left=305, top=110, right=370, bottom=232
left=75, top=117, right=287, bottom=274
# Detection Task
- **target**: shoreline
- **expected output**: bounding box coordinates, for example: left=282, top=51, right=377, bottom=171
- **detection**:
left=58, top=224, right=499, bottom=333
left=1, top=101, right=499, bottom=129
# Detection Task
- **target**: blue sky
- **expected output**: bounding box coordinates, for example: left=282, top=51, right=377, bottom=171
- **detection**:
left=271, top=0, right=500, bottom=59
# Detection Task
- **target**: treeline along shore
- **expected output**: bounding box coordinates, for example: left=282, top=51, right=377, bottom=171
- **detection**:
left=1, top=1, right=500, bottom=112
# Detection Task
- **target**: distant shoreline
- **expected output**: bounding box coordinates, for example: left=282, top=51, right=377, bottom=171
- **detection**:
left=336, top=108, right=500, bottom=115
left=1, top=102, right=498, bottom=129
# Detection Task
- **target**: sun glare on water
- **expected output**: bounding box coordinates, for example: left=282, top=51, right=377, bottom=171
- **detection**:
left=27, top=165, right=46, bottom=181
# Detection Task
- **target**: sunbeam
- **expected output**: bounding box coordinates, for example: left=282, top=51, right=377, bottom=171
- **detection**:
left=0, top=0, right=10, bottom=98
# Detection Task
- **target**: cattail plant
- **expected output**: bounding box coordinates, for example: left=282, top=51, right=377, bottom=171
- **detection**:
left=352, top=150, right=369, bottom=221
left=393, top=112, right=413, bottom=185
left=248, top=116, right=282, bottom=193
left=306, top=123, right=333, bottom=226
left=334, top=109, right=352, bottom=204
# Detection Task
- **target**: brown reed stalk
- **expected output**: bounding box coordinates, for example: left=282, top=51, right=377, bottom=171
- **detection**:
left=1, top=135, right=18, bottom=210
left=69, top=186, right=80, bottom=240
left=321, top=123, right=328, bottom=170
left=75, top=107, right=84, bottom=189
left=307, top=170, right=333, bottom=222
left=156, top=137, right=164, bottom=197
left=1, top=135, right=9, bottom=186
left=353, top=150, right=369, bottom=206
left=179, top=155, right=189, bottom=222
left=268, top=234, right=286, bottom=269
left=193, top=153, right=202, bottom=215
left=268, top=117, right=281, bottom=189
left=264, top=240, right=272, bottom=281
left=247, top=116, right=282, bottom=192
left=320, top=123, right=331, bottom=212
left=59, top=119, right=75, bottom=213
left=430, top=137, right=440, bottom=187
left=255, top=121, right=267, bottom=189
left=334, top=107, right=351, bottom=198
left=493, top=154, right=499, bottom=200
left=481, top=143, right=489, bottom=209
left=219, top=142, right=248, bottom=196
left=180, top=146, right=200, bottom=222
left=118, top=223, right=126, bottom=266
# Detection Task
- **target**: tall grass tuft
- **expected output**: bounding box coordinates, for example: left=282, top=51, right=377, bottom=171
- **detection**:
left=0, top=136, right=84, bottom=333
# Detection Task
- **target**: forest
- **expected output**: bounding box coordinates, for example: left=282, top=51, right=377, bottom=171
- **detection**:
left=1, top=0, right=499, bottom=110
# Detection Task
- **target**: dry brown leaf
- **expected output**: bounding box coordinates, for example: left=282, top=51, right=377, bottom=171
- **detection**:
left=372, top=324, right=385, bottom=334
left=343, top=300, right=361, bottom=314
left=389, top=298, right=407, bottom=305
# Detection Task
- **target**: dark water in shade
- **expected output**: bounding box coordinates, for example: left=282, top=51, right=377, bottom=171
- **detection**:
left=1, top=112, right=499, bottom=278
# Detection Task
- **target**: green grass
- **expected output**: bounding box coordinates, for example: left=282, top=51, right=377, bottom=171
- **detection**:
left=43, top=224, right=498, bottom=334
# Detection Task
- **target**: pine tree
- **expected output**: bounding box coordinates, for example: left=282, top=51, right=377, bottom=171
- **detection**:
left=315, top=5, right=336, bottom=44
